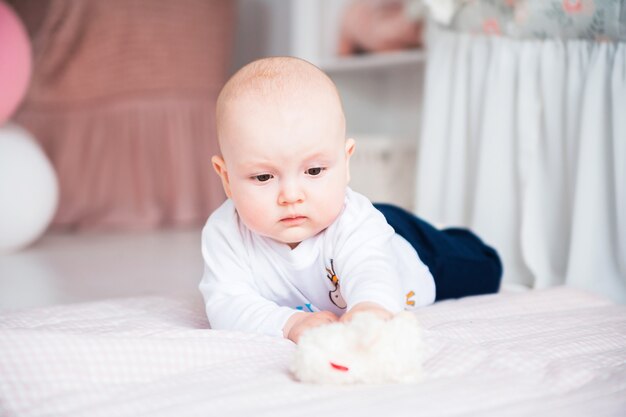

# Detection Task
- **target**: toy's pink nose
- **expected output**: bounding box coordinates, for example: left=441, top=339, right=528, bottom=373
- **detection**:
left=330, top=362, right=349, bottom=372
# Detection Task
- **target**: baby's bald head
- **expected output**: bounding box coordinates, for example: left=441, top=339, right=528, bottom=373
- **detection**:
left=215, top=57, right=346, bottom=155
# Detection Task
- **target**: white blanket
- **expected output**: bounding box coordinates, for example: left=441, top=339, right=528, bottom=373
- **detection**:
left=1, top=287, right=625, bottom=417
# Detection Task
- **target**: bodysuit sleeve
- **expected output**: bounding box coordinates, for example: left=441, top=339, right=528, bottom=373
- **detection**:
left=199, top=204, right=296, bottom=337
left=328, top=191, right=407, bottom=313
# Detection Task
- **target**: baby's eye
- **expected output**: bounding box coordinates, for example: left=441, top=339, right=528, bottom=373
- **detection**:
left=253, top=174, right=273, bottom=182
left=306, top=167, right=325, bottom=176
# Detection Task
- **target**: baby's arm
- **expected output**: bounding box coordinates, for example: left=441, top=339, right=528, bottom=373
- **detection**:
left=330, top=193, right=407, bottom=322
left=283, top=311, right=339, bottom=343
left=200, top=212, right=302, bottom=337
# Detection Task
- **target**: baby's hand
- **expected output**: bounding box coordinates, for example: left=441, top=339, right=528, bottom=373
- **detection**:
left=284, top=311, right=339, bottom=344
left=340, top=302, right=393, bottom=323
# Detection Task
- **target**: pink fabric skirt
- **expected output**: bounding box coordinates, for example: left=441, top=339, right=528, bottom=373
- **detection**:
left=11, top=0, right=235, bottom=230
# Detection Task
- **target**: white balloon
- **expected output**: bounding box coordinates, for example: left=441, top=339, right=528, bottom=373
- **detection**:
left=0, top=123, right=59, bottom=253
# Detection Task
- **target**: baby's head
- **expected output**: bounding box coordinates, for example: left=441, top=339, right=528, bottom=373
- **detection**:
left=212, top=57, right=355, bottom=248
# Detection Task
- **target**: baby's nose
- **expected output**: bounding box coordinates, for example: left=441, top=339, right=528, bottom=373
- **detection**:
left=278, top=179, right=304, bottom=205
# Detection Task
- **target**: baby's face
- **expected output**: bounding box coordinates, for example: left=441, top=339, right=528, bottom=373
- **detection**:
left=215, top=90, right=354, bottom=248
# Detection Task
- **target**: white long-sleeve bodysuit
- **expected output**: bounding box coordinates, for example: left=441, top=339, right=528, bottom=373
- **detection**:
left=199, top=188, right=436, bottom=337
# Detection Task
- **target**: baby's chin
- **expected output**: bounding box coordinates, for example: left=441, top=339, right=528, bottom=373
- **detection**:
left=271, top=228, right=325, bottom=249
left=274, top=233, right=314, bottom=248
left=251, top=214, right=341, bottom=247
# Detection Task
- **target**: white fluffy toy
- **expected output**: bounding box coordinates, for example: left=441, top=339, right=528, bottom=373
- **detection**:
left=291, top=312, right=425, bottom=384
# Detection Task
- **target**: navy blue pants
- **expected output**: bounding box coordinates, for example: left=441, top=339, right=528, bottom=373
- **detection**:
left=374, top=203, right=502, bottom=301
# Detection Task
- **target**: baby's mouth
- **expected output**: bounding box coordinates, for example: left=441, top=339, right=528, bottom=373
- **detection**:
left=280, top=215, right=307, bottom=225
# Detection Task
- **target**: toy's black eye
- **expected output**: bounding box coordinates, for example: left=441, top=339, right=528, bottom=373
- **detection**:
left=254, top=174, right=273, bottom=182
left=306, top=167, right=324, bottom=176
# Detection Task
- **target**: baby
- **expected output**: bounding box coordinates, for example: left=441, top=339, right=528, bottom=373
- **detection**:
left=200, top=57, right=501, bottom=343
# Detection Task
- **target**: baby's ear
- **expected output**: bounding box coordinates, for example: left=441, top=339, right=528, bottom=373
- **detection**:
left=345, top=138, right=356, bottom=157
left=211, top=155, right=232, bottom=198
left=345, top=138, right=356, bottom=183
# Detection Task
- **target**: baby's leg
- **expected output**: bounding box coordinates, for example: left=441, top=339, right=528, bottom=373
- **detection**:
left=374, top=203, right=502, bottom=301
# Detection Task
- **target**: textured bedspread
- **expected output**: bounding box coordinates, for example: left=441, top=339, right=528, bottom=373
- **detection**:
left=1, top=287, right=625, bottom=417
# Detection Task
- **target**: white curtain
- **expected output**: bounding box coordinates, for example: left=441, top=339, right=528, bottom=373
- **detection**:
left=415, top=27, right=626, bottom=303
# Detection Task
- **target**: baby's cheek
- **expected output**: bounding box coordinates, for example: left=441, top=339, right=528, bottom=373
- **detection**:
left=321, top=179, right=347, bottom=212
left=315, top=193, right=345, bottom=228
left=237, top=203, right=269, bottom=233
left=231, top=187, right=273, bottom=232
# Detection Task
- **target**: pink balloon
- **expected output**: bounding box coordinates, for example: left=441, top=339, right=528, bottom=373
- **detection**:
left=0, top=1, right=32, bottom=124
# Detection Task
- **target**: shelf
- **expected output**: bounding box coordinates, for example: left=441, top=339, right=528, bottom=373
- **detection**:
left=319, top=49, right=425, bottom=73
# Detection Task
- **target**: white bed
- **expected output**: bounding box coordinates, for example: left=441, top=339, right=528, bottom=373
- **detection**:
left=1, top=286, right=625, bottom=417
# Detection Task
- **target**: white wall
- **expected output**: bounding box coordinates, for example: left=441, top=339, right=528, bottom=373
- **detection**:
left=232, top=0, right=425, bottom=209
left=233, top=0, right=293, bottom=72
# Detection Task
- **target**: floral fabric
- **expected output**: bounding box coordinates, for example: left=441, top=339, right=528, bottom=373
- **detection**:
left=425, top=0, right=626, bottom=41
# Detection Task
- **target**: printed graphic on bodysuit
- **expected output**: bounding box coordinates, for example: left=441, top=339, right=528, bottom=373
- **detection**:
left=295, top=303, right=315, bottom=312
left=326, top=259, right=347, bottom=309
left=405, top=290, right=416, bottom=307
